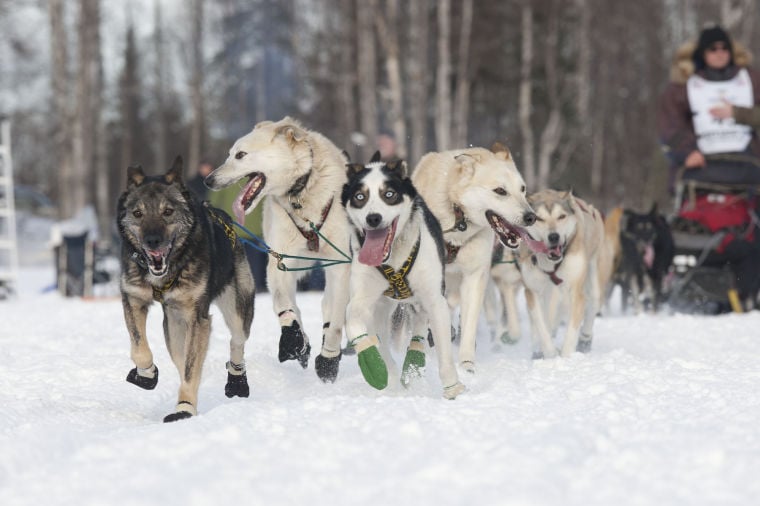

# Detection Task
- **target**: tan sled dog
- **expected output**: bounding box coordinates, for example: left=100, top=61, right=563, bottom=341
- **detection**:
left=205, top=117, right=350, bottom=382
left=517, top=190, right=613, bottom=358
left=412, top=143, right=545, bottom=372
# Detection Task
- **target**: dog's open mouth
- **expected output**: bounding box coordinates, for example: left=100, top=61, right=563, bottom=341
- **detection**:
left=358, top=217, right=398, bottom=266
left=232, top=172, right=266, bottom=224
left=143, top=246, right=171, bottom=277
left=485, top=210, right=548, bottom=254
left=547, top=243, right=565, bottom=262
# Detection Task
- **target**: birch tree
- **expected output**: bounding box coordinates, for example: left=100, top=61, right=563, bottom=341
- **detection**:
left=356, top=0, right=378, bottom=161
left=434, top=0, right=451, bottom=150
left=374, top=0, right=407, bottom=158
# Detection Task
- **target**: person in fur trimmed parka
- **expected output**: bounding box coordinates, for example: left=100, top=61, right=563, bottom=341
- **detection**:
left=658, top=25, right=760, bottom=190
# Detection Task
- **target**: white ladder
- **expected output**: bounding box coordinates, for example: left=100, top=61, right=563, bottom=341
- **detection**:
left=0, top=118, right=19, bottom=298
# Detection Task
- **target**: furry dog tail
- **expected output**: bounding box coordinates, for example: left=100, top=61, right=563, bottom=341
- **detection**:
left=604, top=207, right=624, bottom=271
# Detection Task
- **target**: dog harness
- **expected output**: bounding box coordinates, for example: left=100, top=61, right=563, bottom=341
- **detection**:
left=376, top=237, right=420, bottom=300
left=443, top=204, right=468, bottom=264
left=532, top=254, right=564, bottom=285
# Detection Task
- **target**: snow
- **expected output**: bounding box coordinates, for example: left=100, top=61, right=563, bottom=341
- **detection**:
left=1, top=266, right=760, bottom=506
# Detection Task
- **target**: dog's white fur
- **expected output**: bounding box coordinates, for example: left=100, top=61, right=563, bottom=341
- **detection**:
left=411, top=144, right=537, bottom=372
left=486, top=243, right=524, bottom=345
left=516, top=190, right=613, bottom=358
left=343, top=160, right=463, bottom=397
left=206, top=117, right=349, bottom=365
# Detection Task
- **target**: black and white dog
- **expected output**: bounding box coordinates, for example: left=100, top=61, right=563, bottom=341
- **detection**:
left=340, top=152, right=465, bottom=399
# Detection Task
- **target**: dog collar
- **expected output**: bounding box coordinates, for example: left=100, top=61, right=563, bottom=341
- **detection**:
left=376, top=237, right=421, bottom=300
left=287, top=196, right=334, bottom=252
left=443, top=204, right=468, bottom=233
left=532, top=254, right=564, bottom=285
left=287, top=170, right=312, bottom=210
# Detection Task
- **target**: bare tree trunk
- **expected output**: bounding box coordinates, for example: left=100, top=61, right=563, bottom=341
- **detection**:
left=435, top=0, right=451, bottom=150
left=356, top=0, right=378, bottom=161
left=518, top=1, right=535, bottom=188
left=72, top=0, right=100, bottom=218
left=49, top=0, right=74, bottom=220
left=153, top=0, right=167, bottom=168
left=336, top=0, right=357, bottom=159
left=577, top=0, right=600, bottom=194
left=88, top=1, right=108, bottom=244
left=536, top=0, right=563, bottom=190
left=374, top=0, right=406, bottom=158
left=188, top=0, right=205, bottom=178
left=452, top=0, right=473, bottom=148
left=407, top=0, right=428, bottom=165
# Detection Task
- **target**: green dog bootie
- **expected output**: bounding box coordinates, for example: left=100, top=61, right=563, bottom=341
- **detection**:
left=350, top=334, right=388, bottom=390
left=401, top=336, right=426, bottom=388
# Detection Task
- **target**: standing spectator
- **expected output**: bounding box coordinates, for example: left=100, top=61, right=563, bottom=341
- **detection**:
left=187, top=159, right=214, bottom=201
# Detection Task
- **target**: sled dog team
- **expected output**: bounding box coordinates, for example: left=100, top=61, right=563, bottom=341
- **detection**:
left=119, top=117, right=617, bottom=422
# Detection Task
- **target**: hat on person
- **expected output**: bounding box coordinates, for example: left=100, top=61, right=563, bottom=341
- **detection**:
left=693, top=25, right=734, bottom=70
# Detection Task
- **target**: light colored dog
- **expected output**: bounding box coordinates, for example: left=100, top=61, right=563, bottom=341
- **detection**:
left=341, top=153, right=464, bottom=398
left=411, top=143, right=545, bottom=372
left=516, top=189, right=614, bottom=358
left=205, top=117, right=350, bottom=381
left=486, top=241, right=524, bottom=345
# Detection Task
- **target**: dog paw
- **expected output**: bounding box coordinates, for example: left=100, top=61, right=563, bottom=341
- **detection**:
left=576, top=340, right=592, bottom=353
left=499, top=331, right=520, bottom=345
left=401, top=337, right=426, bottom=388
left=531, top=350, right=544, bottom=360
left=225, top=372, right=250, bottom=398
left=460, top=360, right=476, bottom=374
left=126, top=365, right=159, bottom=390
left=163, top=411, right=193, bottom=423
left=443, top=381, right=466, bottom=400
left=163, top=401, right=195, bottom=423
left=351, top=335, right=388, bottom=390
left=315, top=353, right=341, bottom=383
left=279, top=321, right=311, bottom=368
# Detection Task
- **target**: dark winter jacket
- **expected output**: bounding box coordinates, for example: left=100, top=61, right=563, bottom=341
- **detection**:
left=658, top=40, right=760, bottom=171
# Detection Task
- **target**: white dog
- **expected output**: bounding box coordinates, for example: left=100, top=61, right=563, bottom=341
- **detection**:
left=412, top=143, right=545, bottom=372
left=341, top=153, right=465, bottom=399
left=516, top=189, right=614, bottom=358
left=205, top=117, right=350, bottom=381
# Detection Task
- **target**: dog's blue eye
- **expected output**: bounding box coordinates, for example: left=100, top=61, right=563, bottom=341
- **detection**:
left=235, top=151, right=247, bottom=160
left=355, top=193, right=364, bottom=201
left=385, top=191, right=395, bottom=199
left=494, top=188, right=507, bottom=196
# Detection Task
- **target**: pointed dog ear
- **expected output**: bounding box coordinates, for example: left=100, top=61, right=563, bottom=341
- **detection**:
left=648, top=202, right=658, bottom=216
left=165, top=155, right=183, bottom=184
left=491, top=141, right=512, bottom=160
left=127, top=165, right=145, bottom=188
left=385, top=159, right=407, bottom=177
left=346, top=163, right=366, bottom=177
left=275, top=123, right=307, bottom=146
left=369, top=150, right=382, bottom=163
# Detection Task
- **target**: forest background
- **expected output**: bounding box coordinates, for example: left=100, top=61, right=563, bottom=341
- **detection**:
left=1, top=0, right=759, bottom=245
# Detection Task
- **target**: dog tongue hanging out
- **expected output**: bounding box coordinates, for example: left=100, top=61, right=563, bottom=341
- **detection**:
left=357, top=217, right=398, bottom=266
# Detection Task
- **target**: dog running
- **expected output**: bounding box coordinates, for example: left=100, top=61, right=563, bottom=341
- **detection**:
left=205, top=117, right=351, bottom=382
left=117, top=156, right=255, bottom=422
left=341, top=152, right=465, bottom=399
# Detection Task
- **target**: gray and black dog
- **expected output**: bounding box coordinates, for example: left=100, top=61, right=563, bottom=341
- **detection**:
left=117, top=156, right=255, bottom=422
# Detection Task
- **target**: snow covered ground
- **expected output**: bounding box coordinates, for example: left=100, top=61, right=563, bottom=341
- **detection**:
left=1, top=266, right=759, bottom=506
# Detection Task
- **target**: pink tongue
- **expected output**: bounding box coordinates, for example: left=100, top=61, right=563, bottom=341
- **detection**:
left=232, top=181, right=254, bottom=224
left=644, top=244, right=655, bottom=269
left=358, top=228, right=389, bottom=266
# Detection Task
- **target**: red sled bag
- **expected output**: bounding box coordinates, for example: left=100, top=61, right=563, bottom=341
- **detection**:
left=678, top=193, right=757, bottom=252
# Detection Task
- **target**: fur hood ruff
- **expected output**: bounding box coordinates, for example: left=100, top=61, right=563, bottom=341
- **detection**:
left=670, top=39, right=753, bottom=84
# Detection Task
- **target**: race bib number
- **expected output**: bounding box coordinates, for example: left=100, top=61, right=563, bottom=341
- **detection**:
left=687, top=68, right=754, bottom=154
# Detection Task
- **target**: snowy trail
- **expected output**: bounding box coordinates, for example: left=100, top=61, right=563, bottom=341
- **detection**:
left=1, top=267, right=759, bottom=505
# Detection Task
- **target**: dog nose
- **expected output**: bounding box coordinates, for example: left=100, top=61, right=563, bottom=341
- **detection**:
left=548, top=232, right=560, bottom=244
left=144, top=234, right=162, bottom=250
left=523, top=211, right=537, bottom=226
left=366, top=213, right=382, bottom=228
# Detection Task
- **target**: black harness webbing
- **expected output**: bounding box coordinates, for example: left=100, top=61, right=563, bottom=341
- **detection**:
left=376, top=237, right=421, bottom=300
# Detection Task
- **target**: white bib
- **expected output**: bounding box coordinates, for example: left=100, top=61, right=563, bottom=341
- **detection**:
left=687, top=68, right=754, bottom=154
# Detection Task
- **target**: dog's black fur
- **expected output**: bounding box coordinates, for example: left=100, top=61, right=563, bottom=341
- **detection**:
left=117, top=156, right=255, bottom=422
left=615, top=204, right=674, bottom=312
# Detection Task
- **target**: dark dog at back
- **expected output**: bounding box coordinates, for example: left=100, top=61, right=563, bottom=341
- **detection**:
left=615, top=204, right=674, bottom=313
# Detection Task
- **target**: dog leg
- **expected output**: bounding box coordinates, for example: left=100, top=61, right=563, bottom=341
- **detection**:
left=498, top=278, right=522, bottom=345
left=346, top=295, right=388, bottom=390
left=164, top=307, right=211, bottom=422
left=270, top=266, right=310, bottom=368
left=560, top=284, right=586, bottom=357
left=122, top=295, right=159, bottom=389
left=457, top=268, right=489, bottom=372
left=217, top=282, right=254, bottom=398
left=524, top=288, right=557, bottom=359
left=315, top=264, right=349, bottom=382
left=426, top=296, right=464, bottom=399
